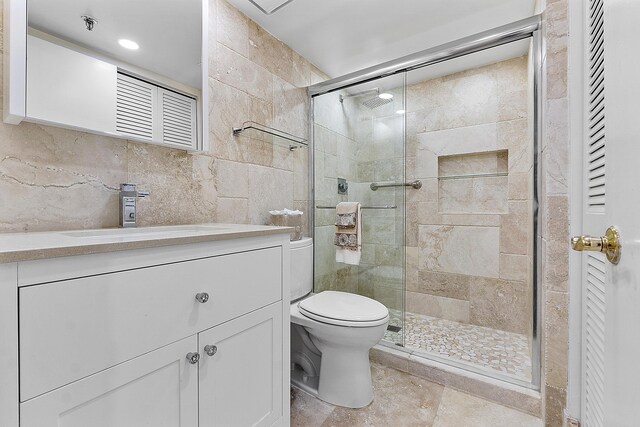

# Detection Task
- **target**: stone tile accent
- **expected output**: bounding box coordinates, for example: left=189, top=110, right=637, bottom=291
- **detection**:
left=433, top=388, right=541, bottom=427
left=419, top=225, right=500, bottom=278
left=406, top=292, right=470, bottom=323
left=469, top=277, right=530, bottom=334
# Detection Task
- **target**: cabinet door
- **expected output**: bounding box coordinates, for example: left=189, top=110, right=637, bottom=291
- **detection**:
left=26, top=35, right=117, bottom=134
left=199, top=303, right=283, bottom=427
left=20, top=336, right=198, bottom=427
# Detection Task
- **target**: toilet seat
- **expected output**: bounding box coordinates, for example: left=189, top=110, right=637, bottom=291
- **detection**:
left=298, top=291, right=389, bottom=328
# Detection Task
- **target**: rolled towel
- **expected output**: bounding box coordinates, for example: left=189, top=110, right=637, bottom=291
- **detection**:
left=335, top=202, right=361, bottom=265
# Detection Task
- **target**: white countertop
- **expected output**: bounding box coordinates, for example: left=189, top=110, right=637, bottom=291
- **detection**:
left=0, top=224, right=293, bottom=263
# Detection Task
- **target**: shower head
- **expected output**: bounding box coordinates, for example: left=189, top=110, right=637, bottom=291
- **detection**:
left=361, top=95, right=393, bottom=109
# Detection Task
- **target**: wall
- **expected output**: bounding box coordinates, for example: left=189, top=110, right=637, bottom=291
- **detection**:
left=405, top=56, right=533, bottom=336
left=0, top=0, right=322, bottom=233
left=539, top=0, right=571, bottom=425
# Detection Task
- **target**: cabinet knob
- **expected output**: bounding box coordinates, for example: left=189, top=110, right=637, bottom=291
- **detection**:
left=195, top=292, right=209, bottom=303
left=186, top=352, right=200, bottom=364
left=204, top=345, right=218, bottom=356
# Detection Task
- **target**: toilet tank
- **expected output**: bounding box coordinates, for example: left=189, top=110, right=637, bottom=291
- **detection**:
left=290, top=237, right=313, bottom=301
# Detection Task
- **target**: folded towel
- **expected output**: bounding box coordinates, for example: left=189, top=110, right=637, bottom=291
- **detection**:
left=335, top=202, right=361, bottom=265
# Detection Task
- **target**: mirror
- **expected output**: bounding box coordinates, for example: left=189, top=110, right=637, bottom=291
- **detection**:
left=6, top=0, right=207, bottom=151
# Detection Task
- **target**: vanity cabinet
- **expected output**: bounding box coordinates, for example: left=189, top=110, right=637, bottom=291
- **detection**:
left=199, top=303, right=283, bottom=427
left=0, top=231, right=291, bottom=427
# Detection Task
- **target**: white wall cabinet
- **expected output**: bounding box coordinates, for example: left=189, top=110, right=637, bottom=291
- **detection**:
left=0, top=233, right=290, bottom=427
left=26, top=35, right=117, bottom=134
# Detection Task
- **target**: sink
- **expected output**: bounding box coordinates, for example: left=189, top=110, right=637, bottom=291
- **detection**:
left=61, top=225, right=233, bottom=239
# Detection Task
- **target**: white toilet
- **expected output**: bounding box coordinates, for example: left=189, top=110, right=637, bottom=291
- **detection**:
left=289, top=237, right=389, bottom=408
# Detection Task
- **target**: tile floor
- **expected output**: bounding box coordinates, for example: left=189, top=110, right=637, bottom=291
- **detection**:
left=291, top=363, right=542, bottom=427
left=384, top=310, right=532, bottom=382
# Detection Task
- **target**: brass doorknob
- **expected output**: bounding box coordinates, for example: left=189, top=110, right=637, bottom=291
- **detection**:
left=571, top=226, right=621, bottom=265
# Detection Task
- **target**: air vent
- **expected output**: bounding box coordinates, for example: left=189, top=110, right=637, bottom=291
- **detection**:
left=116, top=74, right=156, bottom=141
left=160, top=89, right=197, bottom=149
left=248, top=0, right=296, bottom=15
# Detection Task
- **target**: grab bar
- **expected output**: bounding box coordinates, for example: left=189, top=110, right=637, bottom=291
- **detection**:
left=370, top=180, right=422, bottom=191
left=316, top=205, right=397, bottom=210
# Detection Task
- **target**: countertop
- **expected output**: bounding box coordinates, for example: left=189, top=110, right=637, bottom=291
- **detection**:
left=0, top=223, right=293, bottom=263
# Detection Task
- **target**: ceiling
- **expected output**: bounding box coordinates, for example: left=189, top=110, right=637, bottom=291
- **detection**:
left=28, top=0, right=202, bottom=88
left=227, top=0, right=537, bottom=80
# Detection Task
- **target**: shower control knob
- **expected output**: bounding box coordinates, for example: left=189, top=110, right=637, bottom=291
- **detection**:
left=186, top=352, right=200, bottom=364
left=204, top=345, right=218, bottom=356
left=195, top=292, right=209, bottom=303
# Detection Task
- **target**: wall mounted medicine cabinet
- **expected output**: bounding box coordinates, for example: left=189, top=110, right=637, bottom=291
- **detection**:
left=3, top=0, right=208, bottom=152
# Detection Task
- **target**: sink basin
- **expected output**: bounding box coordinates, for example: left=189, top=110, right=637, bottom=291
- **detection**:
left=61, top=225, right=233, bottom=239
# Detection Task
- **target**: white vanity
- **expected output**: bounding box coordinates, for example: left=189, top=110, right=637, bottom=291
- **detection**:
left=0, top=224, right=291, bottom=427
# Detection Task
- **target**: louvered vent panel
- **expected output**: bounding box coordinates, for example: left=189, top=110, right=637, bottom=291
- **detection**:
left=584, top=253, right=606, bottom=427
left=161, top=89, right=196, bottom=149
left=587, top=0, right=606, bottom=211
left=116, top=74, right=155, bottom=140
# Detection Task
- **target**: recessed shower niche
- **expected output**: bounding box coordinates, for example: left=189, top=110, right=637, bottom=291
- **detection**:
left=438, top=150, right=509, bottom=214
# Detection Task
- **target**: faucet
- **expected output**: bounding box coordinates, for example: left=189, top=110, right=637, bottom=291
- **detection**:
left=119, top=183, right=149, bottom=228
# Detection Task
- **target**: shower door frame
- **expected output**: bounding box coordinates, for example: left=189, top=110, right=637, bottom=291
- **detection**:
left=308, top=14, right=543, bottom=390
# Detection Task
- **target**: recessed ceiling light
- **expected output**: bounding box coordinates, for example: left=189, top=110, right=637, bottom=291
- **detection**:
left=118, top=39, right=139, bottom=50
left=396, top=110, right=406, bottom=115
left=379, top=93, right=394, bottom=100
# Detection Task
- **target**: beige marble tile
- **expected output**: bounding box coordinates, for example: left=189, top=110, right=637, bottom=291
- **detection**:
left=127, top=143, right=216, bottom=227
left=290, top=387, right=334, bottom=427
left=208, top=78, right=250, bottom=160
left=469, top=277, right=529, bottom=334
left=247, top=164, right=293, bottom=226
left=215, top=197, right=248, bottom=223
left=438, top=150, right=507, bottom=176
left=273, top=76, right=309, bottom=139
left=291, top=51, right=311, bottom=88
left=214, top=42, right=273, bottom=101
left=248, top=20, right=293, bottom=84
left=320, top=363, right=444, bottom=427
left=406, top=292, right=470, bottom=323
left=215, top=159, right=248, bottom=198
left=544, top=291, right=568, bottom=389
left=413, top=270, right=470, bottom=300
left=216, top=0, right=248, bottom=56
left=544, top=99, right=569, bottom=195
left=500, top=200, right=531, bottom=256
left=433, top=388, right=542, bottom=427
left=500, top=253, right=530, bottom=282
left=438, top=176, right=508, bottom=214
left=419, top=225, right=500, bottom=278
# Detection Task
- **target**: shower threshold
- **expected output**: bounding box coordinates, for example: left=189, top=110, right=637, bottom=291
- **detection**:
left=384, top=309, right=532, bottom=383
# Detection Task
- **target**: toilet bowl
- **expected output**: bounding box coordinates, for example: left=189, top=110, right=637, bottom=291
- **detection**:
left=289, top=238, right=389, bottom=408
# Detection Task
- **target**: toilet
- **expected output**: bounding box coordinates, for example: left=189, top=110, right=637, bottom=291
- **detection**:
left=289, top=237, right=389, bottom=408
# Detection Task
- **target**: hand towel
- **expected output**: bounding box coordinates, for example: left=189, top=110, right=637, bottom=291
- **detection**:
left=335, top=202, right=361, bottom=265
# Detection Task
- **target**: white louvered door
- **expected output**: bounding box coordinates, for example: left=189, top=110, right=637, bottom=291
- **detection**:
left=581, top=1, right=607, bottom=425
left=580, top=0, right=640, bottom=425
left=159, top=88, right=197, bottom=149
left=116, top=73, right=198, bottom=150
left=116, top=73, right=159, bottom=142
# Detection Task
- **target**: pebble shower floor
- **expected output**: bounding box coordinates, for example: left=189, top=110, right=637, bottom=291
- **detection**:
left=384, top=309, right=532, bottom=382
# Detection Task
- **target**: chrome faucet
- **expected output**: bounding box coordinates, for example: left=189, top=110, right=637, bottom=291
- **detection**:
left=119, top=183, right=149, bottom=228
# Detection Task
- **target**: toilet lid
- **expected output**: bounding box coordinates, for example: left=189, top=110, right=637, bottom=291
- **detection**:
left=298, top=291, right=389, bottom=325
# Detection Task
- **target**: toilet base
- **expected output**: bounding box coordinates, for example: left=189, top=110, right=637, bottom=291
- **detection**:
left=317, top=347, right=374, bottom=408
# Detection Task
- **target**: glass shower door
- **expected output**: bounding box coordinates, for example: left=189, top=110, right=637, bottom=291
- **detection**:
left=312, top=73, right=406, bottom=346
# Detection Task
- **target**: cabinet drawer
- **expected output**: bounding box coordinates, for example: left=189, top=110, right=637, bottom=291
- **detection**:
left=19, top=246, right=282, bottom=401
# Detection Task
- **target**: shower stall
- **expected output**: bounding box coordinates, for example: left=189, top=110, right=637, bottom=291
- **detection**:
left=309, top=16, right=541, bottom=389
